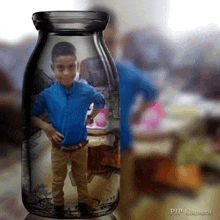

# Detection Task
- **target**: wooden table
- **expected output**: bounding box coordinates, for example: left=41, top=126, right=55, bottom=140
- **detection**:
left=87, top=129, right=120, bottom=180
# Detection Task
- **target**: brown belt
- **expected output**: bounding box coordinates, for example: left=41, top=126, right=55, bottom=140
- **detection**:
left=52, top=139, right=89, bottom=153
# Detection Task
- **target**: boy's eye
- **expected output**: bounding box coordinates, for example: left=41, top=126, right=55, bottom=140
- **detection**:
left=69, top=64, right=76, bottom=70
left=57, top=65, right=64, bottom=71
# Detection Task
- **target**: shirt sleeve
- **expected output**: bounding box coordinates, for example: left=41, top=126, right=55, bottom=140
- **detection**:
left=89, top=87, right=105, bottom=108
left=135, top=72, right=157, bottom=101
left=117, top=60, right=157, bottom=101
left=30, top=92, right=47, bottom=117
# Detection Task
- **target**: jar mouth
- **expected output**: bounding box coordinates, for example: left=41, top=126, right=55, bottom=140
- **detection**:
left=32, top=11, right=109, bottom=32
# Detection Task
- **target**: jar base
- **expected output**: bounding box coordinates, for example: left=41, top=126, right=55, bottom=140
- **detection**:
left=25, top=213, right=117, bottom=220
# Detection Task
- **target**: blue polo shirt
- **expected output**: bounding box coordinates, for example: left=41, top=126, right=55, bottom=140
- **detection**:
left=30, top=81, right=105, bottom=146
left=117, top=61, right=157, bottom=151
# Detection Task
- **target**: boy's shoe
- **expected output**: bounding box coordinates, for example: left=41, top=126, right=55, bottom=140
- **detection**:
left=89, top=197, right=101, bottom=207
left=76, top=198, right=100, bottom=216
left=53, top=204, right=64, bottom=217
left=77, top=202, right=94, bottom=216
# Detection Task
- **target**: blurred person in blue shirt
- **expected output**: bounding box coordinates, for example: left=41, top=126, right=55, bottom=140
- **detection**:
left=30, top=41, right=105, bottom=216
left=116, top=61, right=157, bottom=151
left=89, top=6, right=157, bottom=152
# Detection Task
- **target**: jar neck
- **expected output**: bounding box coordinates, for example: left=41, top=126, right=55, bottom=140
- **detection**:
left=38, top=30, right=102, bottom=36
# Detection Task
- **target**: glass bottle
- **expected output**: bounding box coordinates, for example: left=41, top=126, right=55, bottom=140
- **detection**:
left=22, top=11, right=120, bottom=219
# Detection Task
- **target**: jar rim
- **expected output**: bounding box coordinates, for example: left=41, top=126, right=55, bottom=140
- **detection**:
left=32, top=11, right=109, bottom=32
left=33, top=11, right=108, bottom=22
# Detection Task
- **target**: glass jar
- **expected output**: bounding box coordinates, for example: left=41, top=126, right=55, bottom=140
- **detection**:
left=22, top=11, right=120, bottom=219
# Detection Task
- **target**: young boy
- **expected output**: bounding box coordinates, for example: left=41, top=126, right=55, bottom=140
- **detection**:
left=30, top=41, right=105, bottom=216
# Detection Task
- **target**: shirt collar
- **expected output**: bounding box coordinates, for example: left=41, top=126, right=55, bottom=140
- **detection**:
left=58, top=81, right=78, bottom=96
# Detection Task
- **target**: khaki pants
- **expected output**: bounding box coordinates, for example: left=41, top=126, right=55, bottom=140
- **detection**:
left=51, top=144, right=93, bottom=206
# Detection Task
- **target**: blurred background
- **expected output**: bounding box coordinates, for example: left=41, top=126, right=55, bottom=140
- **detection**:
left=2, top=0, right=220, bottom=219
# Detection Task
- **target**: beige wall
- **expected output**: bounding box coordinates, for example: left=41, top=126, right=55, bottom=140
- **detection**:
left=87, top=0, right=169, bottom=36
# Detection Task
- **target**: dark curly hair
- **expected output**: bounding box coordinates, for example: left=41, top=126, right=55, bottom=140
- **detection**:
left=51, top=41, right=76, bottom=63
left=88, top=6, right=117, bottom=27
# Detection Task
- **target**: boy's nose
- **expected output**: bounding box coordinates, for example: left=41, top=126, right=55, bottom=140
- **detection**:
left=63, top=69, right=69, bottom=75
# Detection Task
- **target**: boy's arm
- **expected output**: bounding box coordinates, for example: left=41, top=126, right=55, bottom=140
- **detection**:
left=85, top=107, right=102, bottom=125
left=130, top=100, right=153, bottom=124
left=86, top=85, right=105, bottom=125
left=131, top=72, right=157, bottom=124
left=30, top=92, right=63, bottom=143
left=31, top=116, right=64, bottom=142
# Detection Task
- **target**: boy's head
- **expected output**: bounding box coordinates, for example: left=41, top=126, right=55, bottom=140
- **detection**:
left=51, top=41, right=78, bottom=88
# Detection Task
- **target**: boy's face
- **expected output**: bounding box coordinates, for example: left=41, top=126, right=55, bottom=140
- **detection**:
left=51, top=55, right=78, bottom=88
left=104, top=25, right=118, bottom=59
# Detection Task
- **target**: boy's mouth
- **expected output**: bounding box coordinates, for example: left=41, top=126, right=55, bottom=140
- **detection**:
left=62, top=76, right=75, bottom=81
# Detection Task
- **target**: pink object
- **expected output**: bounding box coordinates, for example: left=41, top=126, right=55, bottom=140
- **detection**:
left=135, top=102, right=165, bottom=131
left=94, top=108, right=108, bottom=127
left=87, top=122, right=94, bottom=127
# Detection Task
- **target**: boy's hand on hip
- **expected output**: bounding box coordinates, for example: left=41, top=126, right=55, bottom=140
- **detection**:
left=43, top=123, right=64, bottom=143
left=130, top=111, right=142, bottom=124
left=85, top=115, right=94, bottom=125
